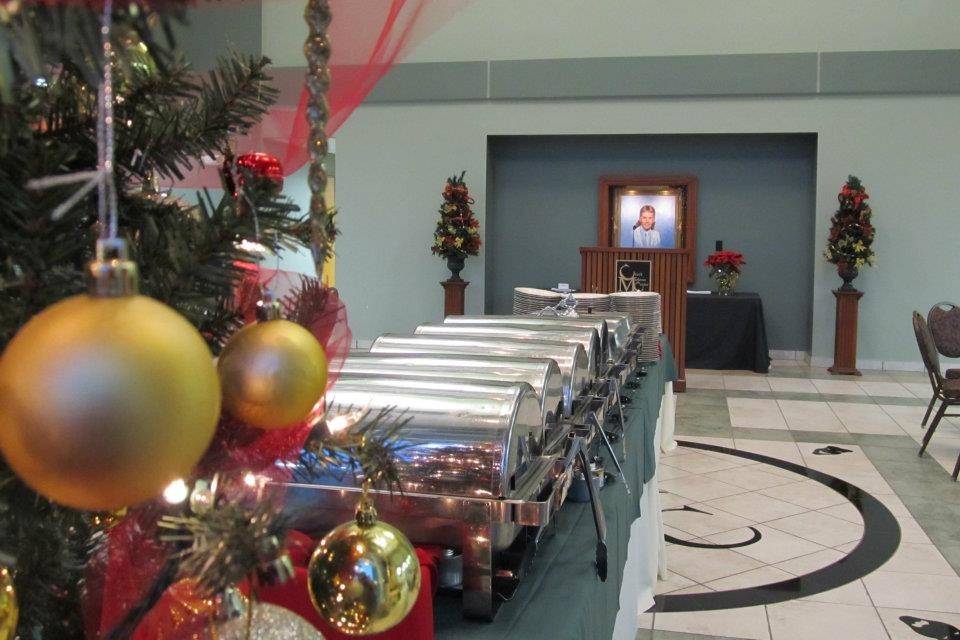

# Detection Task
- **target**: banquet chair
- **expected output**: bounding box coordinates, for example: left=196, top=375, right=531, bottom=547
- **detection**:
left=921, top=303, right=960, bottom=426
left=913, top=312, right=960, bottom=480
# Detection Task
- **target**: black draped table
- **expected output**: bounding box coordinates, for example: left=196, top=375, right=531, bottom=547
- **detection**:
left=434, top=340, right=676, bottom=640
left=685, top=292, right=771, bottom=373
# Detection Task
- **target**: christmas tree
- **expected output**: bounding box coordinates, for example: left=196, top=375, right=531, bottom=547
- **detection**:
left=0, top=3, right=352, bottom=636
left=431, top=171, right=481, bottom=264
left=824, top=175, right=876, bottom=275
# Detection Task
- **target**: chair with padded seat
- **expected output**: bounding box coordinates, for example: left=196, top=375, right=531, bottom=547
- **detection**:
left=913, top=311, right=960, bottom=480
left=921, top=303, right=960, bottom=426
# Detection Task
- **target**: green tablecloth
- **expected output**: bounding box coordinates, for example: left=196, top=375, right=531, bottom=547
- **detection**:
left=434, top=338, right=676, bottom=640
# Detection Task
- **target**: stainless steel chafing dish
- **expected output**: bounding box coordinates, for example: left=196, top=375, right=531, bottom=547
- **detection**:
left=333, top=374, right=566, bottom=454
left=443, top=314, right=612, bottom=361
left=436, top=315, right=631, bottom=416
left=413, top=322, right=603, bottom=374
left=285, top=379, right=583, bottom=619
left=340, top=352, right=566, bottom=443
left=563, top=311, right=634, bottom=359
left=369, top=334, right=591, bottom=412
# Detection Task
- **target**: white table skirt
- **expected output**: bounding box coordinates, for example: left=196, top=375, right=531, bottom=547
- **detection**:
left=611, top=380, right=676, bottom=639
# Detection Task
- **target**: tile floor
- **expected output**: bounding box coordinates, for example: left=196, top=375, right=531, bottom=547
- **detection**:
left=639, top=362, right=960, bottom=640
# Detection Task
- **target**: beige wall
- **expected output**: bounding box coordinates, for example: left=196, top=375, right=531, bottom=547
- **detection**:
left=258, top=1, right=960, bottom=365
left=263, top=1, right=960, bottom=66
left=331, top=93, right=960, bottom=366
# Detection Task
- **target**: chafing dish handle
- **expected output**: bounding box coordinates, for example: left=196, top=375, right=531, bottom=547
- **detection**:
left=590, top=412, right=630, bottom=496
left=577, top=448, right=608, bottom=581
left=610, top=378, right=626, bottom=430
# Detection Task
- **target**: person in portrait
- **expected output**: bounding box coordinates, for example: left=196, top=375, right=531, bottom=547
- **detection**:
left=632, top=204, right=662, bottom=248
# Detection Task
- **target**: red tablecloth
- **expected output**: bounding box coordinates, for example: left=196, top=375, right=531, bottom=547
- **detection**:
left=132, top=531, right=437, bottom=640
left=259, top=547, right=438, bottom=640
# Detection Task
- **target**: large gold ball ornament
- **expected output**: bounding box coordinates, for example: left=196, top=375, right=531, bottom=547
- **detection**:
left=217, top=319, right=328, bottom=429
left=0, top=294, right=221, bottom=511
left=212, top=602, right=324, bottom=639
left=0, top=566, right=15, bottom=640
left=308, top=516, right=420, bottom=636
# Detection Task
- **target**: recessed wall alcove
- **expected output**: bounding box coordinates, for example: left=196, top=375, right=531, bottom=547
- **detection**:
left=484, top=133, right=818, bottom=353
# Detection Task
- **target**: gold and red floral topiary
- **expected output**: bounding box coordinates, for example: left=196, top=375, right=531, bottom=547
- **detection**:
left=431, top=171, right=481, bottom=259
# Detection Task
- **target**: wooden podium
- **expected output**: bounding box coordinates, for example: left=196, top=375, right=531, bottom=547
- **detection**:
left=829, top=288, right=864, bottom=376
left=580, top=247, right=689, bottom=391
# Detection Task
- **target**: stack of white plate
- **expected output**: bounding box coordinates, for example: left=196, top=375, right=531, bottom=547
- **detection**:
left=571, top=292, right=610, bottom=312
left=610, top=291, right=662, bottom=361
left=513, top=287, right=562, bottom=314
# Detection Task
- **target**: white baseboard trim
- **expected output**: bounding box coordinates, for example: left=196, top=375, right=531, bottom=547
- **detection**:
left=808, top=356, right=924, bottom=372
left=858, top=358, right=885, bottom=371
left=770, top=350, right=808, bottom=361
left=879, top=360, right=925, bottom=372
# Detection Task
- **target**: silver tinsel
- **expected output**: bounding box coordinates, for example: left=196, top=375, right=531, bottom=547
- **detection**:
left=212, top=603, right=324, bottom=639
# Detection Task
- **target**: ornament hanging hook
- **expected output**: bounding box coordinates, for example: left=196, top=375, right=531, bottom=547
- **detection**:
left=26, top=0, right=120, bottom=236
left=98, top=0, right=119, bottom=241
left=355, top=477, right=378, bottom=528
left=86, top=0, right=138, bottom=297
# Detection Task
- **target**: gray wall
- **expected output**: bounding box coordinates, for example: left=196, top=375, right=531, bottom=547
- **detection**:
left=263, top=1, right=960, bottom=66
left=485, top=134, right=817, bottom=351
left=173, top=1, right=262, bottom=69
left=266, top=1, right=960, bottom=367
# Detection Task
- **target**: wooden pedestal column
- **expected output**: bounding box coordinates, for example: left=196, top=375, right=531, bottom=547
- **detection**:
left=829, top=288, right=864, bottom=376
left=441, top=278, right=468, bottom=317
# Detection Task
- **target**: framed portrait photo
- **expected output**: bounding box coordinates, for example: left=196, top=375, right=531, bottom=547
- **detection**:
left=598, top=174, right=697, bottom=280
left=613, top=187, right=683, bottom=249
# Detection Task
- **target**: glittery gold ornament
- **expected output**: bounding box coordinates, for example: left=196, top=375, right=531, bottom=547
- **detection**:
left=0, top=566, right=17, bottom=640
left=308, top=490, right=420, bottom=636
left=212, top=602, right=324, bottom=639
left=90, top=507, right=128, bottom=530
left=217, top=308, right=327, bottom=430
left=0, top=241, right=220, bottom=511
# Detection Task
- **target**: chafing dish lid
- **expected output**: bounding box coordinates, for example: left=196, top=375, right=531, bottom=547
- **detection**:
left=413, top=322, right=602, bottom=372
left=338, top=359, right=564, bottom=429
left=322, top=379, right=543, bottom=500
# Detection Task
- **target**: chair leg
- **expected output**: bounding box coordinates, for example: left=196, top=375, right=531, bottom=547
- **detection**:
left=919, top=401, right=948, bottom=457
left=921, top=395, right=937, bottom=427
left=953, top=450, right=960, bottom=481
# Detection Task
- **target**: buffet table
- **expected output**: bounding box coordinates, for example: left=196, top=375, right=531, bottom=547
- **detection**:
left=434, top=339, right=676, bottom=640
left=685, top=292, right=771, bottom=373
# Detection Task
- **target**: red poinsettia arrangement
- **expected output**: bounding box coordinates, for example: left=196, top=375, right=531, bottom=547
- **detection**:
left=431, top=171, right=481, bottom=260
left=704, top=250, right=746, bottom=273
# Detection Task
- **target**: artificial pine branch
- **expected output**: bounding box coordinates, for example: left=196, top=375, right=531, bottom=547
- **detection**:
left=298, top=407, right=409, bottom=495
left=157, top=478, right=292, bottom=598
left=0, top=3, right=313, bottom=636
left=118, top=53, right=280, bottom=181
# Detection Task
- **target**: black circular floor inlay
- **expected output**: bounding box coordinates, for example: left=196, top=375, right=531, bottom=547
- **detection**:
left=650, top=439, right=901, bottom=612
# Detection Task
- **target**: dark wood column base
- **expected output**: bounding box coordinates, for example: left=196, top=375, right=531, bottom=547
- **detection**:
left=828, top=365, right=863, bottom=376
left=441, top=278, right=469, bottom=317
left=830, top=288, right=864, bottom=376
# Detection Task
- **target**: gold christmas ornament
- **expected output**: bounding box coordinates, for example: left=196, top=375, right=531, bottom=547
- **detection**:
left=308, top=489, right=420, bottom=636
left=0, top=566, right=17, bottom=640
left=114, top=28, right=159, bottom=89
left=217, top=303, right=328, bottom=430
left=212, top=602, right=324, bottom=639
left=0, top=240, right=221, bottom=511
left=90, top=507, right=128, bottom=530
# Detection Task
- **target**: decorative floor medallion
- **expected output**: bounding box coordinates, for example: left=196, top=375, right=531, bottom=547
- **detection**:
left=901, top=615, right=960, bottom=639
left=648, top=373, right=960, bottom=639
left=651, top=439, right=901, bottom=612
